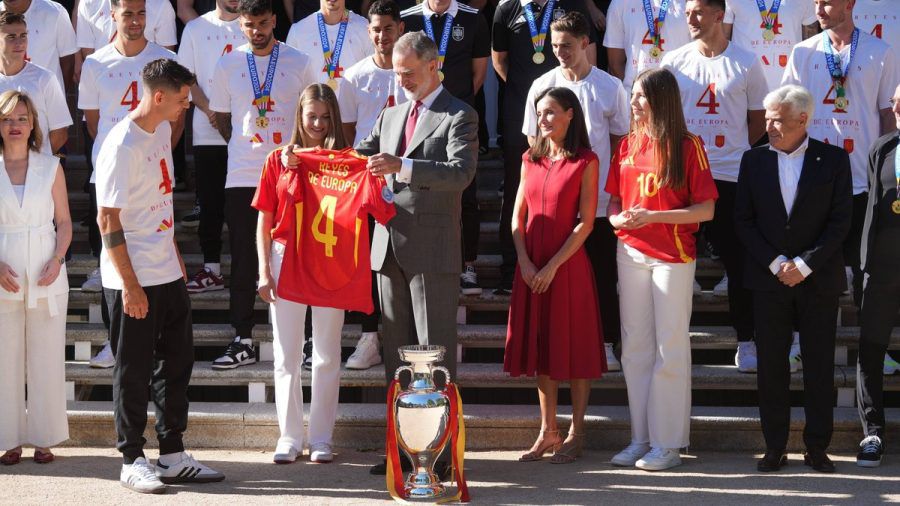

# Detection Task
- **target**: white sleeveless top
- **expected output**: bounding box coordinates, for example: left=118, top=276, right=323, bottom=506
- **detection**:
left=0, top=152, right=69, bottom=315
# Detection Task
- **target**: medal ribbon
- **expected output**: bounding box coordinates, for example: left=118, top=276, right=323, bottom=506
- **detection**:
left=642, top=0, right=670, bottom=48
left=317, top=11, right=349, bottom=80
left=823, top=27, right=860, bottom=95
left=524, top=0, right=556, bottom=57
left=422, top=12, right=455, bottom=73
left=246, top=42, right=279, bottom=119
left=755, top=0, right=782, bottom=31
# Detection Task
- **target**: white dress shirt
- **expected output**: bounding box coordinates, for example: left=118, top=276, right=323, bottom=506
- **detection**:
left=397, top=84, right=445, bottom=183
left=767, top=135, right=813, bottom=279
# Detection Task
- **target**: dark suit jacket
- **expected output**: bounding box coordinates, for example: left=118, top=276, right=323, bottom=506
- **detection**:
left=859, top=132, right=899, bottom=273
left=734, top=137, right=852, bottom=294
left=356, top=88, right=479, bottom=274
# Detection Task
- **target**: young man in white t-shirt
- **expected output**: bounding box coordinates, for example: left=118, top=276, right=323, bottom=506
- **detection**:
left=0, top=0, right=78, bottom=90
left=208, top=0, right=317, bottom=370
left=603, top=0, right=692, bottom=90
left=781, top=0, right=898, bottom=371
left=77, top=0, right=177, bottom=53
left=286, top=0, right=372, bottom=94
left=336, top=0, right=406, bottom=371
left=723, top=0, right=819, bottom=91
left=0, top=12, right=72, bottom=156
left=853, top=0, right=899, bottom=52
left=79, top=0, right=179, bottom=369
left=95, top=57, right=225, bottom=495
left=523, top=12, right=629, bottom=373
left=662, top=0, right=767, bottom=373
left=177, top=0, right=244, bottom=295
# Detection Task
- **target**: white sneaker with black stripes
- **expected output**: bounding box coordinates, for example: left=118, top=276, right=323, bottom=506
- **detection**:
left=121, top=457, right=166, bottom=494
left=154, top=452, right=225, bottom=484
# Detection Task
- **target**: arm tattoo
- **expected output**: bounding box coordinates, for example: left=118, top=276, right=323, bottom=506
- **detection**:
left=102, top=229, right=126, bottom=249
left=215, top=112, right=232, bottom=142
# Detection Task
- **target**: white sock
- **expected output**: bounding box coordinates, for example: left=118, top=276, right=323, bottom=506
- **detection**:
left=205, top=262, right=221, bottom=276
left=157, top=452, right=183, bottom=466
left=361, top=331, right=378, bottom=341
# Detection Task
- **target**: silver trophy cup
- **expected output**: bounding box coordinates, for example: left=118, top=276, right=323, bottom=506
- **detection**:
left=393, top=345, right=453, bottom=500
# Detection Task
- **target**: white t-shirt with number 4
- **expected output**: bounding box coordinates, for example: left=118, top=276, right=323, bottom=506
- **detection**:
left=76, top=0, right=178, bottom=50
left=522, top=66, right=631, bottom=216
left=95, top=117, right=182, bottom=290
left=662, top=42, right=768, bottom=182
left=208, top=43, right=317, bottom=189
left=0, top=63, right=73, bottom=155
left=0, top=0, right=78, bottom=89
left=78, top=42, right=176, bottom=171
left=285, top=11, right=373, bottom=94
left=603, top=0, right=692, bottom=90
left=853, top=0, right=900, bottom=53
left=177, top=12, right=245, bottom=146
left=338, top=56, right=408, bottom=147
left=781, top=31, right=898, bottom=194
left=724, top=0, right=816, bottom=90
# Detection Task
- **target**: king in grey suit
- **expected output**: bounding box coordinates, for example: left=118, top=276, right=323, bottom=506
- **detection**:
left=357, top=31, right=478, bottom=386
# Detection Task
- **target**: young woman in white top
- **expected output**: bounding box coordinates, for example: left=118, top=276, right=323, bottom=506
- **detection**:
left=0, top=90, right=71, bottom=465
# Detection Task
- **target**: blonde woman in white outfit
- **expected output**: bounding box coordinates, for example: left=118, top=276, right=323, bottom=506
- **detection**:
left=0, top=90, right=71, bottom=465
left=253, top=85, right=349, bottom=464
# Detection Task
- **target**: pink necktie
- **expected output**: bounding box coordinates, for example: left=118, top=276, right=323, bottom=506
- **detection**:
left=400, top=100, right=422, bottom=155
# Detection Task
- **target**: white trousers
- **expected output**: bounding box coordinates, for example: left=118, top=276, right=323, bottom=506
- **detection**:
left=0, top=293, right=69, bottom=449
left=269, top=242, right=344, bottom=450
left=617, top=242, right=694, bottom=449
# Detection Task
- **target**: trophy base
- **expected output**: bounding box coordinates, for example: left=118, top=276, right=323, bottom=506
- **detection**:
left=404, top=471, right=447, bottom=500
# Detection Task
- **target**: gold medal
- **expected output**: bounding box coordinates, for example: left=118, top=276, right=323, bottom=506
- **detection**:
left=256, top=116, right=269, bottom=128
left=763, top=28, right=775, bottom=41
left=438, top=70, right=445, bottom=82
left=892, top=200, right=900, bottom=214
left=835, top=96, right=849, bottom=111
left=650, top=46, right=661, bottom=58
left=326, top=78, right=338, bottom=90
left=532, top=52, right=545, bottom=64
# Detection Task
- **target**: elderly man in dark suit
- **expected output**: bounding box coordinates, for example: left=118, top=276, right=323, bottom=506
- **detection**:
left=735, top=84, right=852, bottom=474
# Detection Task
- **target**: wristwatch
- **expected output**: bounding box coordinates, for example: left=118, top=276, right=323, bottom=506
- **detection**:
left=57, top=255, right=65, bottom=265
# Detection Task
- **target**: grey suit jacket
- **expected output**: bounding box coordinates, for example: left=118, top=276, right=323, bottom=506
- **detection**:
left=356, top=88, right=478, bottom=274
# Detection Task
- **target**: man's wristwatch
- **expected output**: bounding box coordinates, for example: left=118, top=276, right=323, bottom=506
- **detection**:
left=57, top=255, right=65, bottom=265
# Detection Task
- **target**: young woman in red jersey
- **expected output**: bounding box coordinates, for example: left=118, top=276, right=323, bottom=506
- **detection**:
left=605, top=68, right=718, bottom=472
left=504, top=87, right=606, bottom=464
left=252, top=84, right=348, bottom=464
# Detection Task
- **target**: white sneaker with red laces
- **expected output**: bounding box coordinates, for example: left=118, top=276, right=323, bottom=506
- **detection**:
left=186, top=267, right=225, bottom=293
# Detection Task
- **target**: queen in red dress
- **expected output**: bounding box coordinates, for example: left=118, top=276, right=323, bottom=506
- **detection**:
left=504, top=87, right=606, bottom=464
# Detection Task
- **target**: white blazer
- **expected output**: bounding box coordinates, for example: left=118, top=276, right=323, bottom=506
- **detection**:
left=0, top=152, right=69, bottom=316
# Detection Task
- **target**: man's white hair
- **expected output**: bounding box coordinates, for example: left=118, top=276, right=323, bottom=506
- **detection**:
left=763, top=84, right=815, bottom=119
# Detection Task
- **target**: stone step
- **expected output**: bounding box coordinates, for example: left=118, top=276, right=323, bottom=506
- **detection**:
left=62, top=400, right=900, bottom=452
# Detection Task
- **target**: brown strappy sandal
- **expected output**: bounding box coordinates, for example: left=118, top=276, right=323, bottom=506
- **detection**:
left=518, top=430, right=562, bottom=462
left=550, top=433, right=584, bottom=464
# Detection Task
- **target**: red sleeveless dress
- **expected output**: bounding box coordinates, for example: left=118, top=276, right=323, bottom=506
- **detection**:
left=504, top=148, right=606, bottom=380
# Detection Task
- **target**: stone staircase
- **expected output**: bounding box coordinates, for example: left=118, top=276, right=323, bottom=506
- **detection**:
left=57, top=153, right=900, bottom=453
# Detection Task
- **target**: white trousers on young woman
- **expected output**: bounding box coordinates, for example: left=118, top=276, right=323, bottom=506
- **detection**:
left=269, top=242, right=344, bottom=450
left=617, top=242, right=694, bottom=450
left=0, top=293, right=69, bottom=449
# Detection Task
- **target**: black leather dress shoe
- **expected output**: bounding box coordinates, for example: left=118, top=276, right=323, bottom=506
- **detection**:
left=803, top=450, right=836, bottom=473
left=757, top=451, right=787, bottom=472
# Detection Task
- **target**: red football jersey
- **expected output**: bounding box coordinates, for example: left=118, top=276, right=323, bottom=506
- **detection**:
left=605, top=133, right=718, bottom=263
left=252, top=147, right=396, bottom=312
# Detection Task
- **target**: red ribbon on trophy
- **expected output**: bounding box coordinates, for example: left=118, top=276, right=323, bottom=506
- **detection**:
left=385, top=378, right=470, bottom=503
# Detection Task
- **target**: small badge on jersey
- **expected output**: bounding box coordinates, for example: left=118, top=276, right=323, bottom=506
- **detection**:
left=381, top=185, right=395, bottom=204
left=452, top=25, right=465, bottom=41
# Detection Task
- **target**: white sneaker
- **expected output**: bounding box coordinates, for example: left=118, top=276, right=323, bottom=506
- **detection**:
left=610, top=442, right=650, bottom=467
left=121, top=457, right=166, bottom=494
left=82, top=268, right=102, bottom=292
left=735, top=342, right=758, bottom=373
left=154, top=451, right=225, bottom=484
left=884, top=354, right=900, bottom=375
left=90, top=342, right=115, bottom=368
left=273, top=444, right=299, bottom=464
left=713, top=275, right=728, bottom=296
left=605, top=343, right=621, bottom=372
left=692, top=279, right=702, bottom=294
left=310, top=443, right=333, bottom=463
left=635, top=447, right=682, bottom=471
left=346, top=333, right=382, bottom=370
left=789, top=343, right=802, bottom=373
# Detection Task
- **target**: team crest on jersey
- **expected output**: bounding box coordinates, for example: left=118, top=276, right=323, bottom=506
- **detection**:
left=552, top=7, right=565, bottom=20
left=843, top=139, right=854, bottom=154
left=779, top=55, right=788, bottom=67
left=452, top=25, right=465, bottom=41
left=381, top=185, right=395, bottom=204
left=715, top=135, right=725, bottom=148
left=274, top=132, right=283, bottom=144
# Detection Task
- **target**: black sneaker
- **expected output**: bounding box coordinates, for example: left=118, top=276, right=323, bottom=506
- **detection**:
left=211, top=337, right=257, bottom=370
left=302, top=339, right=313, bottom=371
left=857, top=436, right=884, bottom=468
left=460, top=265, right=482, bottom=296
left=181, top=203, right=200, bottom=228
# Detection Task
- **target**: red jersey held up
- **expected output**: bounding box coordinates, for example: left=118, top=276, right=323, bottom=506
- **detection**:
left=605, top=132, right=718, bottom=263
left=252, top=147, right=396, bottom=313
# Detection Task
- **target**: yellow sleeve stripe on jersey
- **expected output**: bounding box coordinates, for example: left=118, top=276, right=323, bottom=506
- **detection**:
left=354, top=217, right=362, bottom=268
left=672, top=224, right=694, bottom=264
left=689, top=135, right=710, bottom=172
